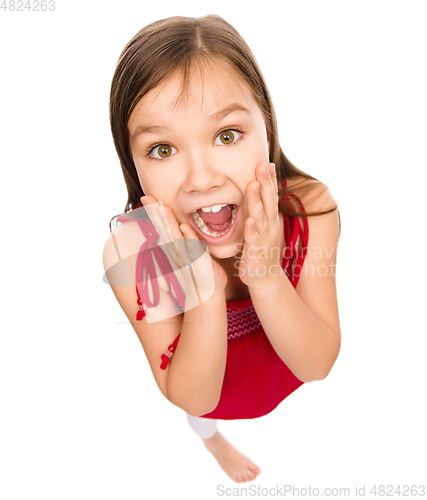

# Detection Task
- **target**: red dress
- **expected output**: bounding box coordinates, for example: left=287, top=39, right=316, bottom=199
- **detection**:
left=117, top=181, right=309, bottom=420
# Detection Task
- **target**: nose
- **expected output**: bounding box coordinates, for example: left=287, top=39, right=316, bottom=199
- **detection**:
left=183, top=150, right=225, bottom=193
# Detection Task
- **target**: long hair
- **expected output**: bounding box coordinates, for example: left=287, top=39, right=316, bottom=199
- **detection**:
left=109, top=15, right=339, bottom=232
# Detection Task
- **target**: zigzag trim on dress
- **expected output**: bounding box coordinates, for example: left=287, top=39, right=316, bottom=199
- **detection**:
left=227, top=305, right=263, bottom=344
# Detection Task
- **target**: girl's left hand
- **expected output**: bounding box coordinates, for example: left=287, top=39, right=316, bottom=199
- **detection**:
left=238, top=162, right=283, bottom=289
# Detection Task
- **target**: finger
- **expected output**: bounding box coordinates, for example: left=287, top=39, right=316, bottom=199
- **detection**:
left=161, top=204, right=185, bottom=242
left=244, top=217, right=261, bottom=250
left=258, top=163, right=279, bottom=225
left=161, top=204, right=200, bottom=272
left=247, top=178, right=268, bottom=236
left=179, top=223, right=210, bottom=265
left=177, top=222, right=218, bottom=306
left=179, top=222, right=200, bottom=242
left=178, top=223, right=201, bottom=264
left=140, top=194, right=159, bottom=206
left=140, top=197, right=172, bottom=244
left=140, top=198, right=185, bottom=271
left=269, top=162, right=279, bottom=197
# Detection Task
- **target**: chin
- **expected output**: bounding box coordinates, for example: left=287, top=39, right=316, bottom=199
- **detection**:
left=207, top=241, right=243, bottom=261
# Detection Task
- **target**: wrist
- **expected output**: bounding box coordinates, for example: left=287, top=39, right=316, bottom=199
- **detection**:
left=247, top=269, right=285, bottom=294
left=211, top=288, right=227, bottom=300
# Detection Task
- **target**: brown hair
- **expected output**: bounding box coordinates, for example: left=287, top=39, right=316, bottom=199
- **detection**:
left=109, top=14, right=339, bottom=232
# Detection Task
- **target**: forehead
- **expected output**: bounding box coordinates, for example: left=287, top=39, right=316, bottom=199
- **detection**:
left=128, top=58, right=259, bottom=128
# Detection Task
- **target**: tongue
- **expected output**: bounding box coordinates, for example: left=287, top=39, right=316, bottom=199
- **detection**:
left=197, top=204, right=233, bottom=226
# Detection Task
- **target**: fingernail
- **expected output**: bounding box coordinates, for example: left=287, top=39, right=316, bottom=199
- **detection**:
left=255, top=184, right=260, bottom=194
left=263, top=167, right=269, bottom=178
left=140, top=196, right=146, bottom=204
left=269, top=163, right=275, bottom=174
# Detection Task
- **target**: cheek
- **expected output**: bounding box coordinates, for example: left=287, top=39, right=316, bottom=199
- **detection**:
left=134, top=167, right=148, bottom=195
left=242, top=128, right=269, bottom=158
left=134, top=160, right=163, bottom=196
left=255, top=134, right=270, bottom=163
left=137, top=174, right=175, bottom=207
left=133, top=163, right=152, bottom=196
left=132, top=154, right=145, bottom=187
left=233, top=139, right=269, bottom=175
left=252, top=122, right=270, bottom=159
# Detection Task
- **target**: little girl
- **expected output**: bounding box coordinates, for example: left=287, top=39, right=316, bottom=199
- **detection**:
left=103, top=15, right=341, bottom=484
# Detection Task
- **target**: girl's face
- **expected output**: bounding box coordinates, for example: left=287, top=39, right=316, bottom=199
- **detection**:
left=128, top=60, right=270, bottom=259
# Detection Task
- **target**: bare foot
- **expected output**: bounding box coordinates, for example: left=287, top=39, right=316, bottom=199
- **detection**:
left=202, top=430, right=261, bottom=483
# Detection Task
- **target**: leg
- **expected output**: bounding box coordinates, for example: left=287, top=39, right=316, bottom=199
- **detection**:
left=184, top=412, right=261, bottom=483
left=186, top=412, right=218, bottom=439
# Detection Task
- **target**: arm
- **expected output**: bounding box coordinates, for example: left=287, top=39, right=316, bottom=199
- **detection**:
left=103, top=216, right=228, bottom=417
left=166, top=291, right=228, bottom=416
left=249, top=187, right=341, bottom=383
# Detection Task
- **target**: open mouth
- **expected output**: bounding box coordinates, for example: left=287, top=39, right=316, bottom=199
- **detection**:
left=191, top=204, right=237, bottom=238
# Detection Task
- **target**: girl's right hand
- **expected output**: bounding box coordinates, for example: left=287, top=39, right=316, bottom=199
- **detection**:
left=140, top=195, right=228, bottom=300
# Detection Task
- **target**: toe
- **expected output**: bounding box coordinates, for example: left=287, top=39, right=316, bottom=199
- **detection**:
left=250, top=465, right=261, bottom=475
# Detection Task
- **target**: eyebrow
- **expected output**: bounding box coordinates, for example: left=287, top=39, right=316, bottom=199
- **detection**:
left=131, top=103, right=252, bottom=141
left=131, top=125, right=170, bottom=141
left=208, top=103, right=252, bottom=122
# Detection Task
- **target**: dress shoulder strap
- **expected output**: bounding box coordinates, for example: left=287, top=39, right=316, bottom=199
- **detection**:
left=280, top=179, right=309, bottom=288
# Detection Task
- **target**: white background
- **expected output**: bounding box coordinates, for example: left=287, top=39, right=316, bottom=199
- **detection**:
left=1, top=1, right=426, bottom=499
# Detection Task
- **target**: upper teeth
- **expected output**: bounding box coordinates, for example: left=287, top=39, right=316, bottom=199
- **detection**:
left=195, top=204, right=228, bottom=213
left=192, top=204, right=237, bottom=237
